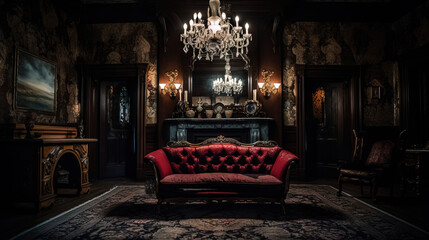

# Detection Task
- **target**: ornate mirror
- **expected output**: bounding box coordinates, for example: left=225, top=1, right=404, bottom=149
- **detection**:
left=189, top=55, right=251, bottom=106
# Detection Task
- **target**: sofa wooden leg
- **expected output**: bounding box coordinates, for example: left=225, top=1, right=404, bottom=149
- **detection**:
left=280, top=200, right=286, bottom=215
left=157, top=199, right=162, bottom=214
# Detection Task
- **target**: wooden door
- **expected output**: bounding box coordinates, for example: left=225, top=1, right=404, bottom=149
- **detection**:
left=296, top=65, right=360, bottom=178
left=99, top=80, right=137, bottom=178
left=305, top=80, right=351, bottom=177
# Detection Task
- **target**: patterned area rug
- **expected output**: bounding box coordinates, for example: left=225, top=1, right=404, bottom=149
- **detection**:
left=13, top=185, right=428, bottom=240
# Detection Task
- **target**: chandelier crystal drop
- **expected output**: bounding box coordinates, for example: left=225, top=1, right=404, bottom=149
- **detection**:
left=212, top=55, right=243, bottom=96
left=180, top=0, right=252, bottom=61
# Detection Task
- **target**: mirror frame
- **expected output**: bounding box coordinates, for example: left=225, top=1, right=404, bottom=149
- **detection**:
left=186, top=54, right=252, bottom=106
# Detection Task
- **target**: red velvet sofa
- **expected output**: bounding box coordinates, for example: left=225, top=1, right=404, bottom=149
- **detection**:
left=144, top=136, right=298, bottom=213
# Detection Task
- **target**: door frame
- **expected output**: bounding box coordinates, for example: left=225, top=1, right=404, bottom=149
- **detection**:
left=295, top=65, right=362, bottom=177
left=81, top=64, right=147, bottom=180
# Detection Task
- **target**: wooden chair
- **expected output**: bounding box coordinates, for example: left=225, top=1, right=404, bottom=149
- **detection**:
left=337, top=130, right=396, bottom=201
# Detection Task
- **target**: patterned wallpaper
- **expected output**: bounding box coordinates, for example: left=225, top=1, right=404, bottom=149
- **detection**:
left=282, top=22, right=397, bottom=127
left=281, top=1, right=429, bottom=127
left=82, top=22, right=158, bottom=124
left=0, top=0, right=82, bottom=124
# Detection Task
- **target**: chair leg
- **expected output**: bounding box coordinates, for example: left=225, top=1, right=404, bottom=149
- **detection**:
left=337, top=174, right=343, bottom=196
left=371, top=178, right=377, bottom=202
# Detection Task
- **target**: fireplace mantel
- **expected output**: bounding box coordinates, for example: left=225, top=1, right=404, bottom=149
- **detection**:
left=165, top=118, right=274, bottom=143
left=0, top=124, right=97, bottom=209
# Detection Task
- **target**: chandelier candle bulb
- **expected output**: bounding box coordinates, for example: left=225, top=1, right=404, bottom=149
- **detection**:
left=198, top=12, right=202, bottom=22
left=245, top=23, right=249, bottom=34
left=194, top=12, right=197, bottom=20
left=183, top=23, right=187, bottom=34
left=235, top=16, right=239, bottom=27
left=222, top=12, right=226, bottom=20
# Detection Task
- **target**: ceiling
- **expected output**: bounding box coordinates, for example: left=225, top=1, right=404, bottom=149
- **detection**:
left=80, top=0, right=426, bottom=23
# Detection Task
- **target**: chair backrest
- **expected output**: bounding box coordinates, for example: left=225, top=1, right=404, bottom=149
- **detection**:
left=365, top=140, right=395, bottom=167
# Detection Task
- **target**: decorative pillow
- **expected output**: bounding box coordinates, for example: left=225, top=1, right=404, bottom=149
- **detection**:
left=365, top=140, right=395, bottom=166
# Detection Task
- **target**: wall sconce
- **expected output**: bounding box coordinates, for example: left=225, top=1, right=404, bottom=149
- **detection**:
left=258, top=70, right=280, bottom=98
left=366, top=78, right=383, bottom=103
left=161, top=69, right=181, bottom=99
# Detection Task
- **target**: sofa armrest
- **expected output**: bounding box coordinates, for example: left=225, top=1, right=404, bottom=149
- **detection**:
left=270, top=150, right=298, bottom=181
left=144, top=149, right=173, bottom=180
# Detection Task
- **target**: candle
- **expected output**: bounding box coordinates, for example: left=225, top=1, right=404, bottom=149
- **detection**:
left=235, top=16, right=239, bottom=27
left=184, top=90, right=188, bottom=102
left=245, top=23, right=249, bottom=34
left=179, top=89, right=182, bottom=101
left=183, top=23, right=187, bottom=34
left=198, top=12, right=202, bottom=23
left=253, top=89, right=257, bottom=100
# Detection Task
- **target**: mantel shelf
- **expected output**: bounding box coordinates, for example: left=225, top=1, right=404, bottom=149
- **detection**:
left=1, top=138, right=98, bottom=144
left=165, top=118, right=274, bottom=122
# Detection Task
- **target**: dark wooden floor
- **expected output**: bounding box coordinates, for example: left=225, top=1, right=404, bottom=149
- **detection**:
left=1, top=178, right=427, bottom=239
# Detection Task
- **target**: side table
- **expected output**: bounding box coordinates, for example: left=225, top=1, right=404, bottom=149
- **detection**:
left=400, top=148, right=429, bottom=196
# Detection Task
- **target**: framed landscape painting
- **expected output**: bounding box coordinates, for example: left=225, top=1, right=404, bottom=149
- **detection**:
left=15, top=48, right=56, bottom=113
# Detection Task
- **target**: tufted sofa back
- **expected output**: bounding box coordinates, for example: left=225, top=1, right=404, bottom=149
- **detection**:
left=163, top=144, right=283, bottom=174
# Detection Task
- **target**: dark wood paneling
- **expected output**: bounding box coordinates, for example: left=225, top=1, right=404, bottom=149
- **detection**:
left=283, top=126, right=297, bottom=155
left=158, top=20, right=184, bottom=147
left=256, top=16, right=283, bottom=145
left=145, top=124, right=158, bottom=155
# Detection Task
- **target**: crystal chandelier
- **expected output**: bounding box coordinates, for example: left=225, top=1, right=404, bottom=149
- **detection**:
left=180, top=0, right=252, bottom=61
left=212, top=55, right=243, bottom=96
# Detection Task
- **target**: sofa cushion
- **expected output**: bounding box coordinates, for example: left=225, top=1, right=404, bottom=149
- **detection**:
left=160, top=173, right=282, bottom=185
left=163, top=144, right=282, bottom=174
left=159, top=173, right=283, bottom=199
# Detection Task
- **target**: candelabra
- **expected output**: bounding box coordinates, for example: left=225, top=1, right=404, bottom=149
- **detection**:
left=180, top=0, right=252, bottom=61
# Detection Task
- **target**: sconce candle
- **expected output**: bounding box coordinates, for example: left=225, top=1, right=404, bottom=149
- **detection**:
left=184, top=90, right=188, bottom=102
left=253, top=89, right=257, bottom=101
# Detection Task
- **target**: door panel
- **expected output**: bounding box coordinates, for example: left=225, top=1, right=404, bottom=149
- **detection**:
left=99, top=80, right=136, bottom=178
left=306, top=80, right=351, bottom=177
